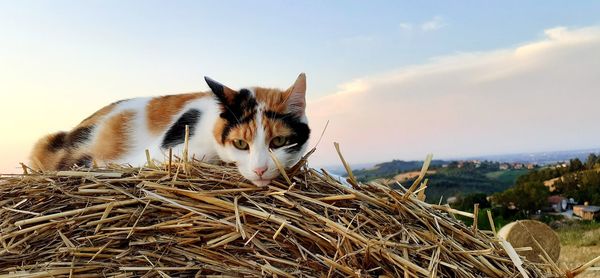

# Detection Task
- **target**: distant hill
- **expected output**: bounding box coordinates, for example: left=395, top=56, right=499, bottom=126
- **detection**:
left=323, top=162, right=378, bottom=176
left=418, top=168, right=528, bottom=203
left=488, top=153, right=600, bottom=230
left=352, top=159, right=447, bottom=182
left=319, top=149, right=600, bottom=205
left=463, top=148, right=600, bottom=165
left=322, top=147, right=600, bottom=176
left=349, top=159, right=530, bottom=204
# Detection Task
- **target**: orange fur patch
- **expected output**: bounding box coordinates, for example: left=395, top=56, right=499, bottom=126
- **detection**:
left=213, top=88, right=297, bottom=146
left=29, top=133, right=67, bottom=171
left=254, top=87, right=290, bottom=113
left=212, top=119, right=227, bottom=144
left=217, top=117, right=294, bottom=146
left=263, top=117, right=293, bottom=141
left=146, top=93, right=208, bottom=135
left=92, top=110, right=136, bottom=160
left=79, top=103, right=116, bottom=126
left=226, top=120, right=257, bottom=143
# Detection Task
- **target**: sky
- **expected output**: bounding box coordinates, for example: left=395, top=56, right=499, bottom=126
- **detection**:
left=1, top=1, right=600, bottom=173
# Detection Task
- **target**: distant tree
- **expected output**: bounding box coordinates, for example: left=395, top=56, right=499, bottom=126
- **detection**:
left=553, top=170, right=600, bottom=204
left=569, top=158, right=584, bottom=172
left=463, top=162, right=477, bottom=170
left=521, top=181, right=550, bottom=210
left=493, top=181, right=549, bottom=214
left=586, top=153, right=599, bottom=170
left=452, top=193, right=490, bottom=212
left=580, top=171, right=600, bottom=204
left=554, top=174, right=578, bottom=198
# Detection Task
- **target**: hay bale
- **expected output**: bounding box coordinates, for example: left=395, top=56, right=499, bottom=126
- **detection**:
left=0, top=155, right=570, bottom=277
left=498, top=220, right=560, bottom=263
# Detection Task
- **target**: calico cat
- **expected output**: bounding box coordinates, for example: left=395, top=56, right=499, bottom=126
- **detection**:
left=30, top=74, right=310, bottom=186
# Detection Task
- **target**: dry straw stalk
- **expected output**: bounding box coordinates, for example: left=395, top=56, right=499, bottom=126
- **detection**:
left=0, top=148, right=596, bottom=277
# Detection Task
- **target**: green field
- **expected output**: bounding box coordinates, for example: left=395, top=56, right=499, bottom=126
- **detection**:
left=485, top=169, right=529, bottom=185
left=556, top=221, right=600, bottom=246
left=556, top=221, right=600, bottom=278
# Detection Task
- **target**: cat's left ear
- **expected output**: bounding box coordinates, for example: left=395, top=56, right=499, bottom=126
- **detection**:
left=285, top=73, right=307, bottom=117
left=205, top=76, right=237, bottom=106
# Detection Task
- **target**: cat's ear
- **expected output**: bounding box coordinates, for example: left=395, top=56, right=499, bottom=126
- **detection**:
left=285, top=73, right=307, bottom=117
left=205, top=76, right=237, bottom=105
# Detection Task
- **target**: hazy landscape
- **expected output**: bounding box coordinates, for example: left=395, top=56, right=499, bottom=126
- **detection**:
left=326, top=147, right=600, bottom=175
left=324, top=148, right=600, bottom=276
left=2, top=1, right=599, bottom=276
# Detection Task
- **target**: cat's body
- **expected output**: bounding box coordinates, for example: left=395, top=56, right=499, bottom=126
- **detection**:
left=30, top=74, right=310, bottom=186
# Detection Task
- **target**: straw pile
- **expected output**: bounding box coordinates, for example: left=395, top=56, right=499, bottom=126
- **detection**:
left=498, top=220, right=561, bottom=264
left=0, top=149, right=593, bottom=277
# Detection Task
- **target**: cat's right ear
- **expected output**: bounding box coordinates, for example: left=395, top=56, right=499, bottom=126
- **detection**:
left=284, top=73, right=307, bottom=117
left=205, top=76, right=237, bottom=106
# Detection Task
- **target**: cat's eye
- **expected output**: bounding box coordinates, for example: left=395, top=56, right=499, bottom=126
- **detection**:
left=232, top=139, right=249, bottom=150
left=270, top=136, right=288, bottom=149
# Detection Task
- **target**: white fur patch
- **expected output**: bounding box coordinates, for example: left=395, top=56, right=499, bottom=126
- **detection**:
left=84, top=86, right=308, bottom=186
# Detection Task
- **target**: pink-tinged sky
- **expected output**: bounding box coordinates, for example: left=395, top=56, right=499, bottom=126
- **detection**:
left=1, top=1, right=600, bottom=173
left=2, top=26, right=600, bottom=173
left=307, top=26, right=600, bottom=167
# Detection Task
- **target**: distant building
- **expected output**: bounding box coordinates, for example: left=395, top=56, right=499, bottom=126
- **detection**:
left=527, top=163, right=535, bottom=170
left=550, top=162, right=568, bottom=169
left=547, top=195, right=568, bottom=212
left=573, top=203, right=600, bottom=220
left=507, top=202, right=516, bottom=210
left=513, top=163, right=524, bottom=170
left=499, top=163, right=510, bottom=170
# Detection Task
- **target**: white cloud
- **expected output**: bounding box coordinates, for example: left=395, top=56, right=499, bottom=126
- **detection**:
left=399, top=16, right=446, bottom=33
left=421, top=16, right=445, bottom=31
left=399, top=22, right=413, bottom=31
left=308, top=26, right=600, bottom=167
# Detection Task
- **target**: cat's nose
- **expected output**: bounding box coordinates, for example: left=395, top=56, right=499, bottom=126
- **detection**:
left=253, top=166, right=268, bottom=177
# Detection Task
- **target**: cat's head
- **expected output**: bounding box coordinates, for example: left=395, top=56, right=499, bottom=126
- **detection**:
left=206, top=74, right=310, bottom=186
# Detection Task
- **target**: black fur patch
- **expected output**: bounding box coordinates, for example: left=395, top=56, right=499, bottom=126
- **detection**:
left=66, top=126, right=94, bottom=148
left=162, top=109, right=202, bottom=149
left=56, top=154, right=92, bottom=170
left=205, top=80, right=309, bottom=149
left=205, top=77, right=228, bottom=106
left=75, top=155, right=93, bottom=168
left=219, top=89, right=258, bottom=143
left=113, top=99, right=128, bottom=105
left=56, top=156, right=72, bottom=170
left=46, top=132, right=67, bottom=152
left=265, top=111, right=310, bottom=153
